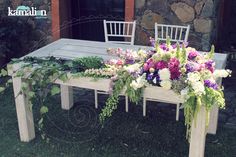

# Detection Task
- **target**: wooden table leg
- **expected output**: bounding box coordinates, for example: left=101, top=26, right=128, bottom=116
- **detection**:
left=207, top=105, right=219, bottom=134
left=12, top=77, right=35, bottom=142
left=61, top=85, right=74, bottom=110
left=207, top=78, right=223, bottom=134
left=189, top=107, right=207, bottom=157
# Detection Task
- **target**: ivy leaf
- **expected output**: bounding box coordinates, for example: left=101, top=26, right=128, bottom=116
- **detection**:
left=0, top=69, right=8, bottom=76
left=40, top=106, right=48, bottom=114
left=0, top=87, right=5, bottom=93
left=51, top=85, right=60, bottom=96
left=21, top=82, right=28, bottom=91
left=28, top=91, right=35, bottom=98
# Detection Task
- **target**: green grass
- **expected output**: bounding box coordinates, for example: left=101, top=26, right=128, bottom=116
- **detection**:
left=0, top=84, right=236, bottom=157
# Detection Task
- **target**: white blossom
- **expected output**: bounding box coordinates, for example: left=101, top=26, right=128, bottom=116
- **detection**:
left=130, top=74, right=147, bottom=90
left=158, top=68, right=171, bottom=80
left=213, top=69, right=232, bottom=79
left=124, top=63, right=141, bottom=73
left=192, top=81, right=205, bottom=96
left=187, top=72, right=201, bottom=83
left=160, top=80, right=172, bottom=90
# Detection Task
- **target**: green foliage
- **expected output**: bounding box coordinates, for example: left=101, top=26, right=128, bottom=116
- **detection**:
left=51, top=85, right=60, bottom=96
left=40, top=106, right=49, bottom=115
left=71, top=57, right=104, bottom=73
left=180, top=45, right=187, bottom=65
left=99, top=70, right=144, bottom=122
left=206, top=45, right=215, bottom=60
left=184, top=86, right=226, bottom=140
left=0, top=69, right=7, bottom=76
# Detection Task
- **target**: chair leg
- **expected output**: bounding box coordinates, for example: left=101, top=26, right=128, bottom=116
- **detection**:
left=176, top=103, right=180, bottom=121
left=143, top=97, right=146, bottom=116
left=94, top=90, right=98, bottom=109
left=125, top=96, right=128, bottom=112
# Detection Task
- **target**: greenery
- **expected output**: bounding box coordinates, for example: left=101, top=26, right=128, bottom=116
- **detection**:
left=0, top=56, right=105, bottom=136
left=99, top=70, right=143, bottom=122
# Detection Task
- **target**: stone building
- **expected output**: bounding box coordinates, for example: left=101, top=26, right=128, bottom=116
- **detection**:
left=0, top=0, right=234, bottom=63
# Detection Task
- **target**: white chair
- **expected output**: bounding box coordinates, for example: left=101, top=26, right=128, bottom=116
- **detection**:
left=103, top=20, right=136, bottom=45
left=143, top=23, right=190, bottom=121
left=155, top=23, right=190, bottom=43
left=94, top=20, right=137, bottom=111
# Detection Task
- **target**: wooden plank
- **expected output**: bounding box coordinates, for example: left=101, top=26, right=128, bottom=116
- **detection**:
left=12, top=77, right=35, bottom=142
left=207, top=105, right=219, bottom=134
left=50, top=49, right=117, bottom=60
left=189, top=107, right=207, bottom=157
left=61, top=85, right=74, bottom=110
left=55, top=77, right=111, bottom=91
left=143, top=86, right=183, bottom=104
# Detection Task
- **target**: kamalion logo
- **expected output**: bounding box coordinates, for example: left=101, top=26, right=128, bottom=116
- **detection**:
left=8, top=6, right=47, bottom=18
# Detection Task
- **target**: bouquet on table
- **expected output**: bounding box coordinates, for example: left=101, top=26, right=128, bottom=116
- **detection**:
left=99, top=38, right=231, bottom=139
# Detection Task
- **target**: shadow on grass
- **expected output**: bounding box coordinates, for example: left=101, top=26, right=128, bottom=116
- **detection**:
left=0, top=82, right=236, bottom=157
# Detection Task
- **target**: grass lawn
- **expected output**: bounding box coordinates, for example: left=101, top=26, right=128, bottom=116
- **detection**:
left=0, top=80, right=236, bottom=157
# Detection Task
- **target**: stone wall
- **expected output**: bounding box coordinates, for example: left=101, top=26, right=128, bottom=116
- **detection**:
left=135, top=0, right=219, bottom=51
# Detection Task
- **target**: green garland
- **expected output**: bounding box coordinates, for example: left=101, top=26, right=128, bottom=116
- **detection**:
left=99, top=70, right=143, bottom=122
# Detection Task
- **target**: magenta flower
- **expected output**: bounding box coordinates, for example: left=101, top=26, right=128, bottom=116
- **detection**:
left=188, top=51, right=199, bottom=60
left=205, top=60, right=215, bottom=73
left=143, top=63, right=149, bottom=71
left=159, top=43, right=169, bottom=51
left=168, top=58, right=180, bottom=69
left=168, top=58, right=181, bottom=79
left=155, top=61, right=168, bottom=69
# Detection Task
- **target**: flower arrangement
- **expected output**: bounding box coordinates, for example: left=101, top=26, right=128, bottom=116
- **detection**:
left=99, top=38, right=231, bottom=139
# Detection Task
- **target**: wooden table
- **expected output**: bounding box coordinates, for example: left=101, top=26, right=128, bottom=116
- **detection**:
left=8, top=39, right=228, bottom=157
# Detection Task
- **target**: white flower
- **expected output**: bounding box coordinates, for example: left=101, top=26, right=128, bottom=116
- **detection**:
left=158, top=68, right=171, bottom=80
left=180, top=87, right=189, bottom=101
left=124, top=63, right=141, bottom=73
left=192, top=81, right=205, bottom=96
left=160, top=80, right=172, bottom=90
left=213, top=69, right=232, bottom=79
left=130, top=74, right=147, bottom=90
left=187, top=72, right=201, bottom=83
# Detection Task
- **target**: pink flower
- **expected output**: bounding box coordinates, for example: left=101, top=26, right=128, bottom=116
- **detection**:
left=143, top=63, right=149, bottom=71
left=168, top=58, right=181, bottom=79
left=168, top=58, right=180, bottom=69
left=155, top=61, right=168, bottom=69
left=188, top=51, right=199, bottom=60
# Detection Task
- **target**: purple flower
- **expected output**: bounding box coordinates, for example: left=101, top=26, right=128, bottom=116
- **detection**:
left=147, top=73, right=153, bottom=80
left=188, top=51, right=199, bottom=60
left=159, top=43, right=169, bottom=51
left=172, top=44, right=177, bottom=49
left=205, top=60, right=215, bottom=73
left=185, top=62, right=200, bottom=73
left=126, top=59, right=135, bottom=64
left=150, top=37, right=155, bottom=47
left=204, top=80, right=218, bottom=90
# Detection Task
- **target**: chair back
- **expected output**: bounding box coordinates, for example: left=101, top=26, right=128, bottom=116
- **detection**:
left=103, top=20, right=136, bottom=45
left=155, top=23, right=190, bottom=43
